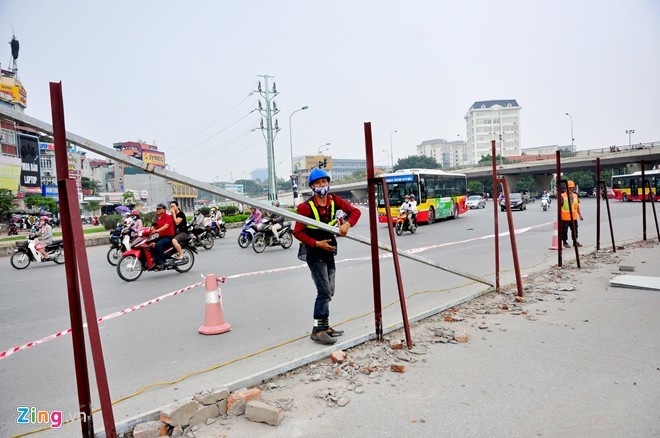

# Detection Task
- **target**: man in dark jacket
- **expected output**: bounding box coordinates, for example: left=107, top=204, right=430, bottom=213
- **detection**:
left=293, top=168, right=361, bottom=345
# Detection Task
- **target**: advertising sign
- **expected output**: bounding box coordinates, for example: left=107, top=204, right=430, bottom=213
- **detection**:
left=18, top=133, right=40, bottom=189
left=0, top=155, right=21, bottom=191
left=42, top=185, right=59, bottom=198
left=225, top=184, right=244, bottom=194
left=0, top=82, right=27, bottom=107
left=142, top=150, right=165, bottom=167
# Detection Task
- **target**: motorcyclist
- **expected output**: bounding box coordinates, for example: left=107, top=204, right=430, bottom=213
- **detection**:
left=151, top=203, right=175, bottom=269
left=266, top=200, right=285, bottom=243
left=130, top=209, right=143, bottom=232
left=211, top=206, right=223, bottom=224
left=400, top=194, right=418, bottom=227
left=542, top=190, right=551, bottom=206
left=36, top=216, right=53, bottom=260
left=248, top=206, right=262, bottom=224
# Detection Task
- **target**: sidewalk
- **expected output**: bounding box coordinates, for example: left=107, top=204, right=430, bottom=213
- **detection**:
left=169, top=240, right=660, bottom=438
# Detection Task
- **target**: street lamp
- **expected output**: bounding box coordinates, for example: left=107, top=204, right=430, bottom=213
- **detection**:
left=625, top=129, right=634, bottom=149
left=288, top=106, right=309, bottom=201
left=565, top=113, right=574, bottom=151
left=389, top=130, right=398, bottom=169
left=317, top=142, right=330, bottom=155
left=381, top=149, right=391, bottom=168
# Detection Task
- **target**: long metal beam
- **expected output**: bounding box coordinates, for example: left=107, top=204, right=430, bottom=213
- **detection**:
left=0, top=106, right=492, bottom=286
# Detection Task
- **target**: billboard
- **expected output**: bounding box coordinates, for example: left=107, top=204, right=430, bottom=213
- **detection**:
left=19, top=134, right=40, bottom=190
left=142, top=150, right=165, bottom=167
left=0, top=82, right=27, bottom=107
left=42, top=185, right=59, bottom=198
left=225, top=184, right=244, bottom=194
left=0, top=155, right=21, bottom=191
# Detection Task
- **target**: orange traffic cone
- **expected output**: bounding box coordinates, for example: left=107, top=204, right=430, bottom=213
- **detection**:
left=199, top=273, right=231, bottom=335
left=549, top=220, right=559, bottom=250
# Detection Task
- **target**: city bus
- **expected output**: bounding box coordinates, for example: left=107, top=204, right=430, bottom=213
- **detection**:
left=611, top=169, right=660, bottom=202
left=376, top=169, right=468, bottom=224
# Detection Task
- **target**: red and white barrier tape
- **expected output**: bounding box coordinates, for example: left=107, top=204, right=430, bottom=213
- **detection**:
left=0, top=281, right=203, bottom=360
left=1, top=221, right=552, bottom=360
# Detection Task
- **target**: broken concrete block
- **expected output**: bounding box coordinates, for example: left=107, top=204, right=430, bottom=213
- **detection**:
left=133, top=420, right=169, bottom=438
left=227, top=387, right=262, bottom=416
left=390, top=339, right=403, bottom=350
left=245, top=400, right=283, bottom=426
left=217, top=398, right=228, bottom=415
left=193, top=387, right=230, bottom=406
left=189, top=403, right=220, bottom=426
left=160, top=400, right=199, bottom=427
left=619, top=265, right=635, bottom=272
left=330, top=350, right=347, bottom=364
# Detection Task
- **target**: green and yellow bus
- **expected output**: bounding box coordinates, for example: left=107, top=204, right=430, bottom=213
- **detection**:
left=376, top=169, right=468, bottom=224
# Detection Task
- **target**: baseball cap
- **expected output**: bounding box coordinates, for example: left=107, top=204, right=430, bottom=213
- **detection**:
left=156, top=203, right=166, bottom=209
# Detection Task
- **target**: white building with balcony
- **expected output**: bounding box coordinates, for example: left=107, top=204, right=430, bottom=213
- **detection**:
left=465, top=99, right=522, bottom=164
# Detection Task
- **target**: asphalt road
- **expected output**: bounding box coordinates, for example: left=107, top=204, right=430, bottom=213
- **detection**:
left=0, top=198, right=655, bottom=436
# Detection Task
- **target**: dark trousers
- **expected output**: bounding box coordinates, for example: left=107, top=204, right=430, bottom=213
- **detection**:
left=307, top=253, right=336, bottom=332
left=154, top=236, right=173, bottom=266
left=561, top=219, right=578, bottom=243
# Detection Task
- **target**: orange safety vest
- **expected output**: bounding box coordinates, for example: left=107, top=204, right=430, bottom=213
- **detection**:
left=561, top=192, right=579, bottom=221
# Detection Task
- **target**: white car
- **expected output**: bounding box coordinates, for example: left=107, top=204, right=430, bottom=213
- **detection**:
left=467, top=195, right=486, bottom=209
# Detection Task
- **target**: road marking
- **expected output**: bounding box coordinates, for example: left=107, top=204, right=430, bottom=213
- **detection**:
left=1, top=220, right=552, bottom=359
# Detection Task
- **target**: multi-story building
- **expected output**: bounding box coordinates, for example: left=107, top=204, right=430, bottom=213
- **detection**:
left=465, top=99, right=522, bottom=164
left=331, top=158, right=366, bottom=180
left=416, top=139, right=469, bottom=168
left=0, top=64, right=26, bottom=194
left=292, top=154, right=333, bottom=185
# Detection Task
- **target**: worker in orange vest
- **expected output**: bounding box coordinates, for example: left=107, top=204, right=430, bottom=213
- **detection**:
left=561, top=180, right=584, bottom=248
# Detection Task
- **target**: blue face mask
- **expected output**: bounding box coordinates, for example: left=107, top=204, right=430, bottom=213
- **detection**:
left=313, top=185, right=330, bottom=197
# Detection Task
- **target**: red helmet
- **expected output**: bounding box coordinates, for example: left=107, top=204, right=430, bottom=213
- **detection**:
left=131, top=209, right=139, bottom=217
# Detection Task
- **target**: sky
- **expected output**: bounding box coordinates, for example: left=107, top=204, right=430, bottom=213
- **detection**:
left=1, top=0, right=659, bottom=183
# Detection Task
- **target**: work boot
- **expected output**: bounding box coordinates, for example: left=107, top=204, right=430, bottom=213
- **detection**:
left=326, top=327, right=344, bottom=337
left=310, top=331, right=336, bottom=345
left=563, top=241, right=570, bottom=248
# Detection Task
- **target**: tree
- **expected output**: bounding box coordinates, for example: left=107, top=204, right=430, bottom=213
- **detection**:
left=25, top=195, right=59, bottom=214
left=567, top=171, right=595, bottom=189
left=83, top=200, right=102, bottom=214
left=393, top=155, right=439, bottom=172
left=0, top=189, right=15, bottom=215
left=81, top=177, right=101, bottom=195
left=467, top=180, right=483, bottom=195
left=122, top=191, right=136, bottom=206
left=478, top=154, right=512, bottom=165
left=514, top=175, right=538, bottom=193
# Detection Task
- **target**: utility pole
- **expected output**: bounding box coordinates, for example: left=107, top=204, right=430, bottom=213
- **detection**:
left=257, top=75, right=280, bottom=201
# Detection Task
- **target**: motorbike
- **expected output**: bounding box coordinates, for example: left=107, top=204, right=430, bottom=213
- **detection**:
left=8, top=222, right=18, bottom=236
left=394, top=209, right=417, bottom=236
left=187, top=223, right=215, bottom=250
left=10, top=233, right=65, bottom=269
left=107, top=226, right=150, bottom=266
left=541, top=198, right=549, bottom=211
left=116, top=230, right=197, bottom=282
left=208, top=221, right=227, bottom=239
left=252, top=219, right=294, bottom=253
left=238, top=217, right=258, bottom=248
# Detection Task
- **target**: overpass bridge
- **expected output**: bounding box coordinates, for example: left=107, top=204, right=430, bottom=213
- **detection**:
left=287, top=143, right=660, bottom=204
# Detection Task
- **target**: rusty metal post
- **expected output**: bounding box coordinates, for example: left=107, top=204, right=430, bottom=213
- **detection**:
left=556, top=151, right=562, bottom=267
left=50, top=82, right=117, bottom=438
left=641, top=161, right=646, bottom=241
left=491, top=140, right=500, bottom=291
left=596, top=158, right=601, bottom=250
left=498, top=179, right=524, bottom=297
left=378, top=175, right=413, bottom=348
left=646, top=180, right=660, bottom=241
left=364, top=122, right=383, bottom=341
left=599, top=180, right=617, bottom=252
left=564, top=180, right=581, bottom=269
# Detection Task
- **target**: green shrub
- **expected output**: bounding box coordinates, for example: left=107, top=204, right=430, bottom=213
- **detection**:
left=200, top=206, right=211, bottom=217
left=141, top=211, right=157, bottom=226
left=100, top=214, right=121, bottom=230
left=221, top=205, right=238, bottom=216
left=224, top=214, right=249, bottom=224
